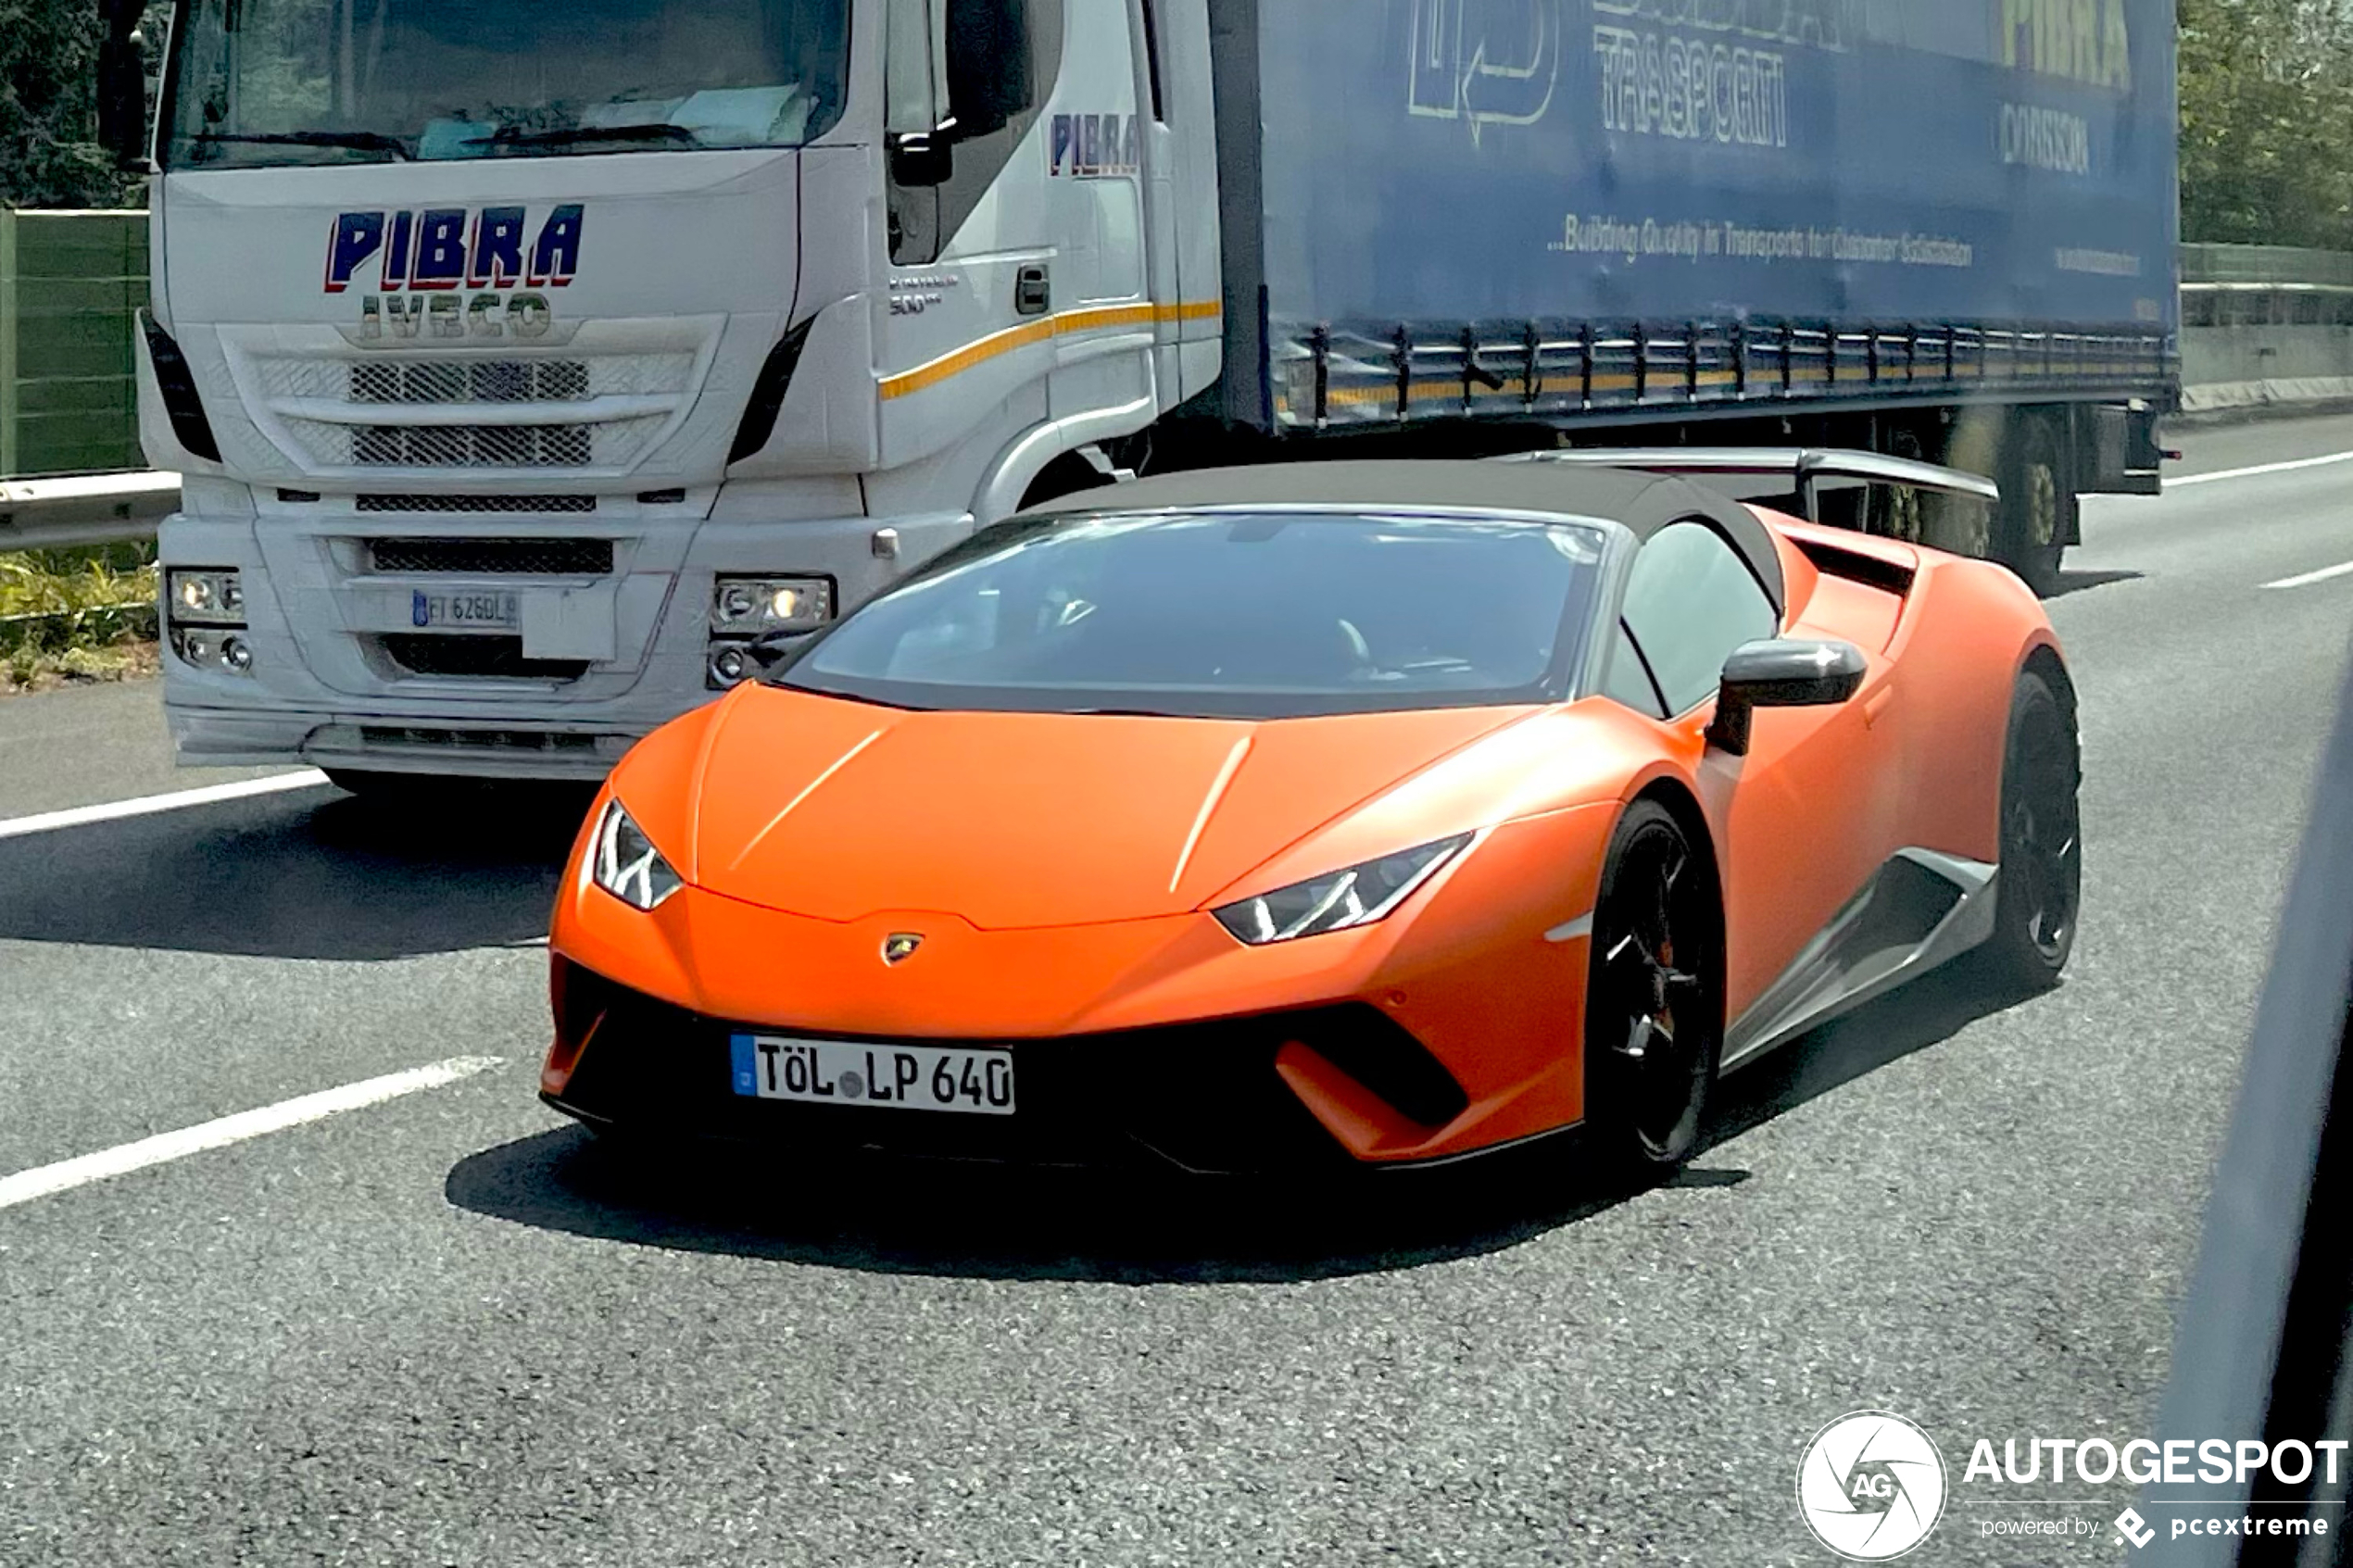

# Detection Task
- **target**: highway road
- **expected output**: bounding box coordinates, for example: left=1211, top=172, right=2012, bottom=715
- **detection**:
left=4, top=414, right=2351, bottom=1565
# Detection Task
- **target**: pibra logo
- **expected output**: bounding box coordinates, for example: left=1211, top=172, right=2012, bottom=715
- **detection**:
left=1796, top=1411, right=1949, bottom=1561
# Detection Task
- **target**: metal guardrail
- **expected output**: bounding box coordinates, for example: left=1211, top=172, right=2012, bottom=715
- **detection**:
left=0, top=470, right=178, bottom=551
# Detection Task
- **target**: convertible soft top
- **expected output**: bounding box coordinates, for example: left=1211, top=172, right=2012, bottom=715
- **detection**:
left=1015, top=458, right=1787, bottom=612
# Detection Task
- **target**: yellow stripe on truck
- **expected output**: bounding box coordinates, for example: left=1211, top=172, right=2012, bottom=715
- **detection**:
left=880, top=299, right=1221, bottom=400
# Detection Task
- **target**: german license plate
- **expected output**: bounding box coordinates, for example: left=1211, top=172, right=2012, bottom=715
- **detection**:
left=410, top=589, right=519, bottom=629
left=729, top=1035, right=1016, bottom=1116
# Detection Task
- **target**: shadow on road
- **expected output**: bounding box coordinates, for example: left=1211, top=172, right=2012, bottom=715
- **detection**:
left=0, top=782, right=596, bottom=960
left=446, top=960, right=2035, bottom=1284
left=2043, top=567, right=2145, bottom=599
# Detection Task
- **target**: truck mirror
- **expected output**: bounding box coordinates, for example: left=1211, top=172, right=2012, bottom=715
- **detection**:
left=943, top=0, right=1034, bottom=141
left=95, top=11, right=148, bottom=168
left=888, top=132, right=953, bottom=189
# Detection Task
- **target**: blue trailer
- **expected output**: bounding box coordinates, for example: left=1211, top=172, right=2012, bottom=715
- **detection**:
left=1189, top=0, right=2179, bottom=589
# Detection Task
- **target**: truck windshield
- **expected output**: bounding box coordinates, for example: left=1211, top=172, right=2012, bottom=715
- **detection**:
left=773, top=510, right=1608, bottom=721
left=161, top=0, right=849, bottom=169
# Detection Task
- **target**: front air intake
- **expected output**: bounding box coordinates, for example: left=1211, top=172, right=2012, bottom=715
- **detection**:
left=139, top=312, right=220, bottom=461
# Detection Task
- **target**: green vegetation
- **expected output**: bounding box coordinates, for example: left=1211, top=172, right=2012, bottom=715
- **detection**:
left=2180, top=0, right=2353, bottom=249
left=0, top=541, right=157, bottom=688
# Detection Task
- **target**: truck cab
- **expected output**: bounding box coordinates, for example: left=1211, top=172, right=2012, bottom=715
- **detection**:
left=135, top=0, right=1213, bottom=780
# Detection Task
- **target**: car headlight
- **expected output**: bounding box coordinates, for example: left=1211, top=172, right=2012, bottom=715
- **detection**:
left=590, top=798, right=684, bottom=911
left=1213, top=834, right=1473, bottom=946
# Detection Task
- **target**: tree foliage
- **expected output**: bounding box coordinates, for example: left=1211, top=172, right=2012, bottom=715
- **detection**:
left=1, top=0, right=168, bottom=210
left=2179, top=0, right=2353, bottom=247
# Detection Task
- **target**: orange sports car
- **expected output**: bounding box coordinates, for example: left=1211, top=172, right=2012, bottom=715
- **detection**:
left=540, top=456, right=2079, bottom=1176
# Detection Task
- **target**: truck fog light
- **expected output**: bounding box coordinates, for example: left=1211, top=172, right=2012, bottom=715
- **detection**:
left=707, top=644, right=750, bottom=690
left=711, top=574, right=833, bottom=634
left=171, top=628, right=256, bottom=676
left=168, top=569, right=245, bottom=627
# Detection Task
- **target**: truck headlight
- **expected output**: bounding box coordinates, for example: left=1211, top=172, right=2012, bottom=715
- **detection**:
left=1212, top=834, right=1473, bottom=945
left=168, top=569, right=245, bottom=626
left=711, top=575, right=833, bottom=634
left=590, top=799, right=684, bottom=911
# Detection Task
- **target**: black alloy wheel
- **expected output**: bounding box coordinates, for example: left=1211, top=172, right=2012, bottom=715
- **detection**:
left=1979, top=670, right=2082, bottom=988
left=1583, top=800, right=1724, bottom=1173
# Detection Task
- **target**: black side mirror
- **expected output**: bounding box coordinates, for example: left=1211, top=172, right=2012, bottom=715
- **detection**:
left=942, top=0, right=1033, bottom=139
left=887, top=131, right=953, bottom=188
left=1705, top=638, right=1867, bottom=755
left=95, top=11, right=148, bottom=168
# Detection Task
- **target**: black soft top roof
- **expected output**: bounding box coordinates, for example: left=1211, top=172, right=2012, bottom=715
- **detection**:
left=1016, top=458, right=1786, bottom=611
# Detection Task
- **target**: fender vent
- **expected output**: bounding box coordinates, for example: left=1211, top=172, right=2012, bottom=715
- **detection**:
left=1794, top=535, right=1917, bottom=596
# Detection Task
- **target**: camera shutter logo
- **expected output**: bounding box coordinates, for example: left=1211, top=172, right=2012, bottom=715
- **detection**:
left=1796, top=1411, right=1949, bottom=1561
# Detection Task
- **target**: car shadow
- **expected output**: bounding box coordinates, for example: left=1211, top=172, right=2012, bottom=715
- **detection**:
left=444, top=960, right=2036, bottom=1285
left=0, top=782, right=597, bottom=960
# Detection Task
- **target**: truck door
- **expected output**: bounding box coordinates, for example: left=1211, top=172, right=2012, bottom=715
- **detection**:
left=1139, top=0, right=1222, bottom=406
left=875, top=0, right=1154, bottom=483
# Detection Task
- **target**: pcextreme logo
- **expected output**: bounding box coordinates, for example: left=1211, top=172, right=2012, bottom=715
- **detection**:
left=1796, top=1411, right=1949, bottom=1562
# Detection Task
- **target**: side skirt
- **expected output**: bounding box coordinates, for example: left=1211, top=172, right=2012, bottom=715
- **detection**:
left=1720, top=848, right=1999, bottom=1073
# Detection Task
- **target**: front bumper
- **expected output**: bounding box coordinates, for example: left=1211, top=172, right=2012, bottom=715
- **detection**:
left=541, top=963, right=1473, bottom=1174
left=158, top=503, right=970, bottom=779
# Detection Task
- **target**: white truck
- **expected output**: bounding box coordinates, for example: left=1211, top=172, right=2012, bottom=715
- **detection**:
left=99, top=0, right=2176, bottom=784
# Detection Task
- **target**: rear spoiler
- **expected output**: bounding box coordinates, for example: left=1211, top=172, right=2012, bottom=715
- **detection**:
left=1496, top=447, right=2001, bottom=524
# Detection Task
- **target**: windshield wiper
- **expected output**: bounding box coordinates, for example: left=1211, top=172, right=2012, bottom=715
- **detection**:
left=464, top=123, right=699, bottom=150
left=190, top=130, right=412, bottom=160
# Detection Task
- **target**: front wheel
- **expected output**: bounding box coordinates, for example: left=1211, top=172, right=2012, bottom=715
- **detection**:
left=1582, top=800, right=1725, bottom=1173
left=1977, top=670, right=2082, bottom=989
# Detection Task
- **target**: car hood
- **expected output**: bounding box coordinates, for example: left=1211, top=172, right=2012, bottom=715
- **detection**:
left=668, top=686, right=1536, bottom=928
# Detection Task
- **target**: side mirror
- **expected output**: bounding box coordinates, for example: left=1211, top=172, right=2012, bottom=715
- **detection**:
left=887, top=131, right=953, bottom=188
left=1705, top=638, right=1867, bottom=756
left=95, top=24, right=148, bottom=168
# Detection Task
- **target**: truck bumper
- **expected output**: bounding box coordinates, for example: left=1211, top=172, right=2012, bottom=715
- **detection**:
left=158, top=505, right=972, bottom=780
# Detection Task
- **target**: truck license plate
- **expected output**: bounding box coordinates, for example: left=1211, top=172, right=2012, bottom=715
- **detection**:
left=729, top=1035, right=1017, bottom=1116
left=410, top=589, right=520, bottom=629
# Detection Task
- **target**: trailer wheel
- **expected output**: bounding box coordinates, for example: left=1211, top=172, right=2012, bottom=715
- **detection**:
left=1869, top=426, right=1928, bottom=543
left=1998, top=416, right=2071, bottom=596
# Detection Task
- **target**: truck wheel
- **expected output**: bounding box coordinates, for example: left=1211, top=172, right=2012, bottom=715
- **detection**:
left=1869, top=427, right=1928, bottom=543
left=1998, top=417, right=2072, bottom=597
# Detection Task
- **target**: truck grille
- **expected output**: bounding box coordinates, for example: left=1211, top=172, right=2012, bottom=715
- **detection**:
left=368, top=538, right=614, bottom=575
left=258, top=353, right=697, bottom=404
left=354, top=423, right=594, bottom=468
left=356, top=494, right=597, bottom=515
left=381, top=634, right=590, bottom=681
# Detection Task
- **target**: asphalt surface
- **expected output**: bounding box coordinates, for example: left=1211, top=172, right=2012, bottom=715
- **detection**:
left=4, top=413, right=2352, bottom=1565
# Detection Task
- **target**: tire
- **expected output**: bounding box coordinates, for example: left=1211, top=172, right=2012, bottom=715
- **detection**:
left=1978, top=671, right=2082, bottom=989
left=1582, top=800, right=1725, bottom=1173
left=1997, top=416, right=2072, bottom=597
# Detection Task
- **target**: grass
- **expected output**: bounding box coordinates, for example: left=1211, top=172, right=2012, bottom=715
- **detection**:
left=0, top=541, right=161, bottom=691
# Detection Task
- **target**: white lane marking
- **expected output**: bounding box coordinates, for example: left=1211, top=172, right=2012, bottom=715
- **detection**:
left=2171, top=448, right=2353, bottom=487
left=2262, top=558, right=2353, bottom=591
left=1544, top=912, right=1594, bottom=944
left=0, top=1056, right=503, bottom=1212
left=0, top=770, right=331, bottom=843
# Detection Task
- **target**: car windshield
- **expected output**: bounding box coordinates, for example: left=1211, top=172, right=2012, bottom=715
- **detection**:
left=161, top=0, right=849, bottom=170
left=774, top=509, right=1608, bottom=720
